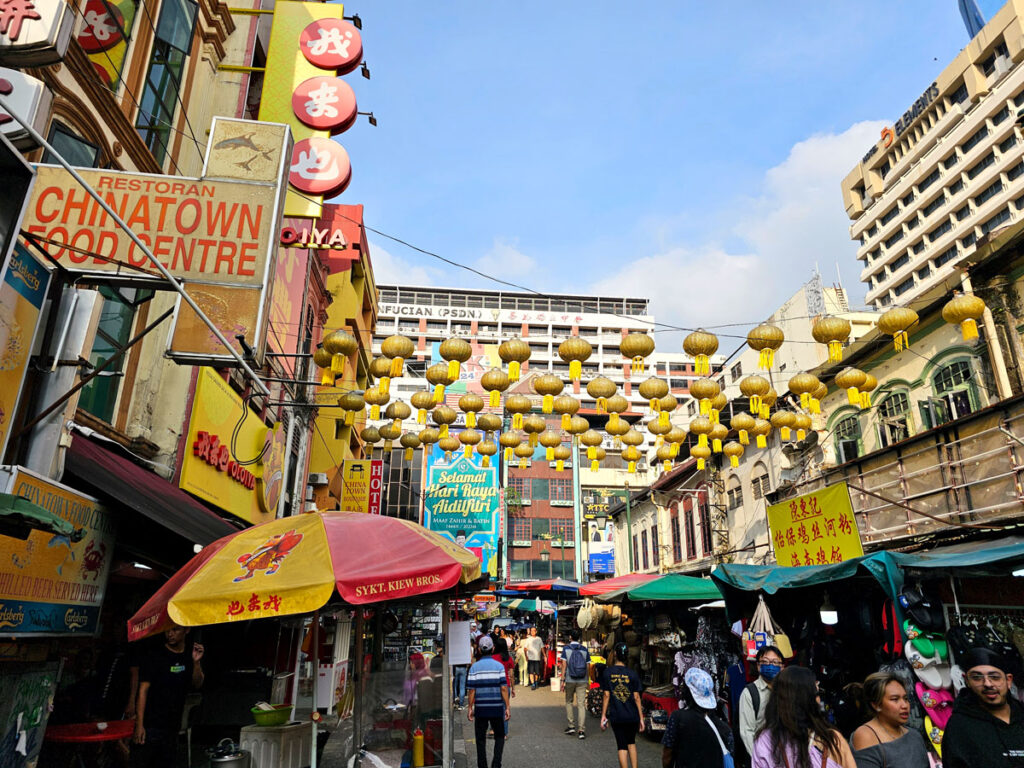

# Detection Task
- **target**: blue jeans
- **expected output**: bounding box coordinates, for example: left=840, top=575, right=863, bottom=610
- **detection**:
left=453, top=665, right=468, bottom=705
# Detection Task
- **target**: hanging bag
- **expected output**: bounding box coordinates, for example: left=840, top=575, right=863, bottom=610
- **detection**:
left=742, top=596, right=774, bottom=660
left=705, top=714, right=735, bottom=768
left=764, top=602, right=795, bottom=660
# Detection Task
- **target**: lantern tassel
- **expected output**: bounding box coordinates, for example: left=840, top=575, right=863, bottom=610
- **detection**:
left=697, top=458, right=705, bottom=470
left=713, top=439, right=722, bottom=453
left=961, top=319, right=979, bottom=341
left=445, top=451, right=453, bottom=461
left=847, top=387, right=860, bottom=405
left=860, top=392, right=872, bottom=409
left=749, top=396, right=761, bottom=414
left=760, top=405, right=770, bottom=419
left=489, top=391, right=501, bottom=408
left=321, top=370, right=334, bottom=387
left=545, top=447, right=554, bottom=461
left=698, top=434, right=708, bottom=447
left=810, top=398, right=821, bottom=415
left=759, top=349, right=774, bottom=370
left=628, top=461, right=636, bottom=474
left=591, top=459, right=599, bottom=471
left=417, top=409, right=426, bottom=424
left=800, top=393, right=810, bottom=409
left=433, top=384, right=445, bottom=402
left=448, top=360, right=461, bottom=379
left=632, top=356, right=644, bottom=374
left=370, top=405, right=380, bottom=420
left=781, top=426, right=790, bottom=441
left=609, top=413, right=620, bottom=430
left=587, top=446, right=596, bottom=460
left=560, top=413, right=570, bottom=430
left=512, top=413, right=523, bottom=430
left=383, top=441, right=392, bottom=452
left=663, top=460, right=671, bottom=473
left=345, top=411, right=355, bottom=426
left=756, top=435, right=767, bottom=448
left=709, top=409, right=719, bottom=425
left=519, top=458, right=528, bottom=469
left=659, top=411, right=670, bottom=428
left=739, top=430, right=749, bottom=445
left=828, top=340, right=843, bottom=362
left=390, top=358, right=403, bottom=377
left=729, top=456, right=739, bottom=468
left=464, top=446, right=472, bottom=458
left=895, top=330, right=909, bottom=351
left=670, top=444, right=679, bottom=457
left=482, top=456, right=491, bottom=468
left=651, top=398, right=660, bottom=413
left=529, top=433, right=538, bottom=447
left=700, top=399, right=711, bottom=416
left=797, top=429, right=806, bottom=441
left=440, top=424, right=449, bottom=438
left=331, top=354, right=345, bottom=374
left=556, top=460, right=564, bottom=472
left=569, top=360, right=581, bottom=381
left=508, top=361, right=521, bottom=381
left=504, top=448, right=512, bottom=462
left=466, top=413, right=476, bottom=428
left=404, top=448, right=413, bottom=461
left=543, top=395, right=554, bottom=414
left=695, top=354, right=709, bottom=375
left=597, top=397, right=607, bottom=414
left=656, top=435, right=664, bottom=447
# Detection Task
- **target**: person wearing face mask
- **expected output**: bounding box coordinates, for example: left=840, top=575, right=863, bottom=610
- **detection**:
left=943, top=648, right=1024, bottom=768
left=850, top=672, right=929, bottom=768
left=737, top=646, right=784, bottom=767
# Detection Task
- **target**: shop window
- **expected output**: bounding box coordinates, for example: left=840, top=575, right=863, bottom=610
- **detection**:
left=751, top=463, right=771, bottom=500
left=511, top=519, right=531, bottom=542
left=43, top=123, right=101, bottom=167
left=641, top=529, right=649, bottom=570
left=683, top=499, right=696, bottom=559
left=670, top=503, right=682, bottom=562
left=508, top=476, right=531, bottom=503
left=632, top=534, right=639, bottom=570
left=531, top=518, right=549, bottom=539
left=549, top=477, right=572, bottom=503
left=698, top=493, right=712, bottom=555
left=878, top=391, right=911, bottom=447
left=651, top=526, right=660, bottom=568
left=531, top=477, right=549, bottom=500
left=924, top=360, right=977, bottom=426
left=136, top=0, right=199, bottom=163
left=78, top=286, right=153, bottom=424
left=835, top=415, right=861, bottom=463
left=727, top=477, right=743, bottom=511
left=549, top=519, right=574, bottom=543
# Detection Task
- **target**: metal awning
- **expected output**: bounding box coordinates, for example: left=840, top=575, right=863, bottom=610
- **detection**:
left=65, top=433, right=237, bottom=545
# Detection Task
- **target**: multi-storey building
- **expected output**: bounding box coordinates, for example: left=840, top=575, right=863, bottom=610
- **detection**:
left=842, top=0, right=1024, bottom=309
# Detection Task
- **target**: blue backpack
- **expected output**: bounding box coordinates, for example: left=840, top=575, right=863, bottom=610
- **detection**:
left=567, top=643, right=588, bottom=679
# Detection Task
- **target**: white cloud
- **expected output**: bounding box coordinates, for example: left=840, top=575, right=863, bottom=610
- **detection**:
left=475, top=238, right=537, bottom=275
left=592, top=120, right=886, bottom=332
left=368, top=240, right=436, bottom=286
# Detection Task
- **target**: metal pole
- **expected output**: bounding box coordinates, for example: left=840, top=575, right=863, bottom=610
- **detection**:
left=0, top=94, right=271, bottom=396
left=311, top=611, right=319, bottom=768
left=442, top=605, right=451, bottom=768
left=625, top=482, right=634, bottom=572
left=353, top=610, right=364, bottom=767
left=559, top=535, right=565, bottom=580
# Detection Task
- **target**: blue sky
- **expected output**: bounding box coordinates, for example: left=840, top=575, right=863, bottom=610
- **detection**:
left=338, top=1, right=997, bottom=331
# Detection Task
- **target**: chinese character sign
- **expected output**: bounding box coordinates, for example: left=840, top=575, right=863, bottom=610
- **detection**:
left=766, top=482, right=864, bottom=567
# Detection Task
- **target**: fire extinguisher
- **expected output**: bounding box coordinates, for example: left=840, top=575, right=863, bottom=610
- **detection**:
left=412, top=728, right=425, bottom=767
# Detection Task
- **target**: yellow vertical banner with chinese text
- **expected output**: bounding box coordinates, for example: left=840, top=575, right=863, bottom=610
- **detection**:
left=766, top=482, right=864, bottom=567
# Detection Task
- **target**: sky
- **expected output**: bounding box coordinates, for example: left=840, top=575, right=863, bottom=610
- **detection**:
left=337, top=1, right=1001, bottom=334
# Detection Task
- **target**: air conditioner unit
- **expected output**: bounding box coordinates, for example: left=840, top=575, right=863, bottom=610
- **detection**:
left=308, top=473, right=328, bottom=486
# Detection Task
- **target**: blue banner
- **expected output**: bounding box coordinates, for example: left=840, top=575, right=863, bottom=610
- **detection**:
left=0, top=599, right=99, bottom=634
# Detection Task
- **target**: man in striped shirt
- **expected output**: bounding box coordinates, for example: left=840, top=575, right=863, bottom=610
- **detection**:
left=467, top=635, right=510, bottom=768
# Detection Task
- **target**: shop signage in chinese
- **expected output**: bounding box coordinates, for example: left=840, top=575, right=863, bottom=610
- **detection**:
left=0, top=244, right=50, bottom=462
left=766, top=482, right=864, bottom=567
left=23, top=117, right=289, bottom=366
left=340, top=459, right=383, bottom=514
left=0, top=67, right=52, bottom=149
left=178, top=368, right=283, bottom=524
left=424, top=446, right=500, bottom=577
left=0, top=0, right=75, bottom=66
left=0, top=465, right=115, bottom=635
left=76, top=0, right=137, bottom=88
left=259, top=1, right=363, bottom=216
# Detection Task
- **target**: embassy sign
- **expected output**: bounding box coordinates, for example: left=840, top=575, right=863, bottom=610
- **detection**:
left=22, top=117, right=291, bottom=366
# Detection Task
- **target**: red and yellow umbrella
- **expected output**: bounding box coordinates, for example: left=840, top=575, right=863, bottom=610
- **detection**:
left=129, top=511, right=480, bottom=641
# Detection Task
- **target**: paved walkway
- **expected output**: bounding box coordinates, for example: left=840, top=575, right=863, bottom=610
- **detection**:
left=456, top=684, right=664, bottom=768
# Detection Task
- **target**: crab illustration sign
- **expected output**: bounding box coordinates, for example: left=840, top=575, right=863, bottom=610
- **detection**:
left=21, top=117, right=291, bottom=365
left=0, top=466, right=114, bottom=635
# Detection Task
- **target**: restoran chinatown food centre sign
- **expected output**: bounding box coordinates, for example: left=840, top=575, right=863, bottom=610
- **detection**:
left=21, top=117, right=291, bottom=365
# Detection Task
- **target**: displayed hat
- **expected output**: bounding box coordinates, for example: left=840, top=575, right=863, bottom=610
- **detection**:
left=684, top=667, right=717, bottom=710
left=477, top=635, right=494, bottom=652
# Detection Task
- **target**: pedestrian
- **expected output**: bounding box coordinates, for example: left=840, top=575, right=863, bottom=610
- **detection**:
left=849, top=672, right=929, bottom=768
left=661, top=667, right=731, bottom=768
left=737, top=645, right=784, bottom=765
left=524, top=626, right=545, bottom=689
left=492, top=634, right=516, bottom=737
left=560, top=628, right=590, bottom=738
left=942, top=648, right=1024, bottom=768
left=132, top=623, right=204, bottom=768
left=751, top=665, right=857, bottom=768
left=467, top=635, right=510, bottom=768
left=453, top=659, right=469, bottom=711
left=515, top=631, right=529, bottom=687
left=601, top=641, right=644, bottom=768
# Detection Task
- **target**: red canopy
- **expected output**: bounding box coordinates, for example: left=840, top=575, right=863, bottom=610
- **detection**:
left=506, top=578, right=582, bottom=592
left=578, top=573, right=659, bottom=596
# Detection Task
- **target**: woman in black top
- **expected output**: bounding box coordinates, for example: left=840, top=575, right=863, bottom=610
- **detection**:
left=601, top=642, right=645, bottom=768
left=661, top=666, right=733, bottom=768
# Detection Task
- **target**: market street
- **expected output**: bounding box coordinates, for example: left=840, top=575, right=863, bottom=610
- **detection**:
left=455, top=685, right=664, bottom=768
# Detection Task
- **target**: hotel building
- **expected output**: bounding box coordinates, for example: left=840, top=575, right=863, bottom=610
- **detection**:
left=841, top=0, right=1024, bottom=308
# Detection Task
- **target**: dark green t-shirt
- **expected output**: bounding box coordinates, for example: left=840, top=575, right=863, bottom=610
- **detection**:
left=601, top=664, right=641, bottom=723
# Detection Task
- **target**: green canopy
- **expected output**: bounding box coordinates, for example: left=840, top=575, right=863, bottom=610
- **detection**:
left=0, top=493, right=83, bottom=541
left=598, top=573, right=722, bottom=602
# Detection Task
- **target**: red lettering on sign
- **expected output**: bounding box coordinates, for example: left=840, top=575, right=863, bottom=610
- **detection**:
left=192, top=430, right=255, bottom=489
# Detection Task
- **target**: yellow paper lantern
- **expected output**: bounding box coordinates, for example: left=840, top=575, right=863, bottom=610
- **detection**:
left=859, top=373, right=877, bottom=410
left=723, top=441, right=744, bottom=468
left=604, top=393, right=629, bottom=431
left=558, top=336, right=593, bottom=382
left=553, top=444, right=571, bottom=471
left=942, top=292, right=986, bottom=341
left=477, top=439, right=498, bottom=467
left=751, top=418, right=772, bottom=449
left=747, top=323, right=785, bottom=371
left=419, top=427, right=440, bottom=448
left=385, top=400, right=411, bottom=432
left=739, top=374, right=770, bottom=415
left=523, top=414, right=547, bottom=447
left=553, top=394, right=581, bottom=431
left=638, top=376, right=670, bottom=412
left=322, top=329, right=358, bottom=376
left=478, top=413, right=503, bottom=437
left=689, top=415, right=713, bottom=448
left=621, top=445, right=641, bottom=474
left=439, top=435, right=461, bottom=460
left=378, top=421, right=402, bottom=451
left=835, top=367, right=868, bottom=406
left=567, top=415, right=590, bottom=440
left=657, top=394, right=678, bottom=428
left=313, top=346, right=336, bottom=386
left=498, top=337, right=531, bottom=382
left=770, top=410, right=796, bottom=442
left=499, top=430, right=522, bottom=463
left=689, top=377, right=721, bottom=417
left=481, top=368, right=510, bottom=408
left=731, top=412, right=755, bottom=446
left=586, top=376, right=617, bottom=413
left=533, top=374, right=565, bottom=414
left=590, top=445, right=606, bottom=472
left=514, top=442, right=534, bottom=468
left=338, top=392, right=365, bottom=426
left=710, top=422, right=729, bottom=453
left=425, top=362, right=456, bottom=403
left=399, top=431, right=421, bottom=462
left=431, top=405, right=458, bottom=438
left=539, top=429, right=562, bottom=461
left=683, top=329, right=719, bottom=375
left=709, top=392, right=728, bottom=425
left=363, top=385, right=389, bottom=421
left=788, top=372, right=821, bottom=413
left=877, top=306, right=919, bottom=351
left=689, top=443, right=711, bottom=471
left=792, top=411, right=812, bottom=442
left=440, top=337, right=472, bottom=380
left=458, top=393, right=484, bottom=429
left=381, top=334, right=415, bottom=378
left=580, top=429, right=603, bottom=461
left=360, top=425, right=381, bottom=447
left=504, top=393, right=532, bottom=430
left=411, top=390, right=435, bottom=424
left=620, top=332, right=655, bottom=374
left=657, top=443, right=675, bottom=473
left=812, top=315, right=852, bottom=363
left=459, top=428, right=482, bottom=459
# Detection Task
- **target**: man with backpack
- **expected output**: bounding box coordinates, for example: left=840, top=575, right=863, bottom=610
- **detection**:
left=559, top=628, right=590, bottom=739
left=735, top=645, right=783, bottom=767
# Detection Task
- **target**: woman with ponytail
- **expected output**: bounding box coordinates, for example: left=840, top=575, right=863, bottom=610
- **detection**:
left=751, top=666, right=856, bottom=768
left=850, top=672, right=929, bottom=768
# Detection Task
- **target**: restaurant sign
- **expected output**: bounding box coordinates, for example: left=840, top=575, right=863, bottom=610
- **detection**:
left=0, top=465, right=115, bottom=635
left=0, top=0, right=75, bottom=66
left=22, top=117, right=290, bottom=366
left=178, top=368, right=284, bottom=525
left=766, top=481, right=864, bottom=567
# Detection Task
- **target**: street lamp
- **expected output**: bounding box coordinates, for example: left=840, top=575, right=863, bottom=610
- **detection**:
left=539, top=543, right=550, bottom=579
